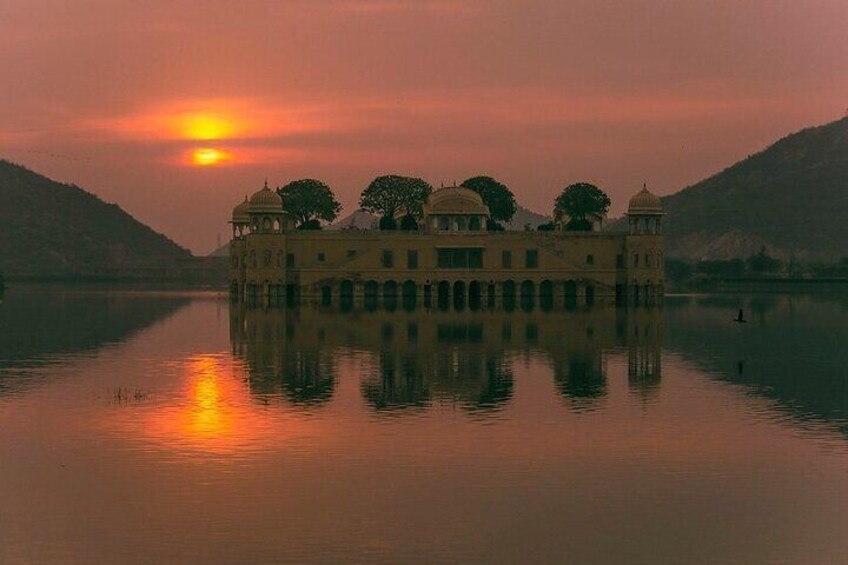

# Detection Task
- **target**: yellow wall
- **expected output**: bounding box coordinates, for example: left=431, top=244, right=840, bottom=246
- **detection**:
left=230, top=229, right=664, bottom=300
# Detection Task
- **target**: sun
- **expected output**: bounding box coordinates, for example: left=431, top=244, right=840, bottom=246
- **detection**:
left=191, top=148, right=230, bottom=166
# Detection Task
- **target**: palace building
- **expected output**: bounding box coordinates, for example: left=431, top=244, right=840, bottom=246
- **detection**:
left=228, top=183, right=664, bottom=307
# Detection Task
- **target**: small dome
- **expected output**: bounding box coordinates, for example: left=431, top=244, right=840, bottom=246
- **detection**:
left=232, top=196, right=250, bottom=223
left=628, top=184, right=663, bottom=214
left=248, top=182, right=283, bottom=214
left=424, top=185, right=489, bottom=216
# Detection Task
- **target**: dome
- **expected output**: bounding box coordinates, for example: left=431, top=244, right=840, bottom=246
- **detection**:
left=424, top=185, right=489, bottom=216
left=231, top=196, right=250, bottom=223
left=248, top=182, right=283, bottom=214
left=627, top=184, right=663, bottom=214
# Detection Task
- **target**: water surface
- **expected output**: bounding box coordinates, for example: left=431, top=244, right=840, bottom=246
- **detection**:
left=1, top=289, right=847, bottom=564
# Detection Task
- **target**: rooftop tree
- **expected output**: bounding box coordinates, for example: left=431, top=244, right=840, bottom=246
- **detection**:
left=460, top=176, right=517, bottom=229
left=554, top=182, right=611, bottom=231
left=360, top=175, right=432, bottom=230
left=277, top=179, right=342, bottom=229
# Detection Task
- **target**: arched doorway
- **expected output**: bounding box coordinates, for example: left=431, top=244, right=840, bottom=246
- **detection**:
left=468, top=280, right=481, bottom=310
left=340, top=280, right=354, bottom=299
left=502, top=280, right=516, bottom=311
left=383, top=280, right=398, bottom=299
left=520, top=280, right=535, bottom=311
left=402, top=280, right=417, bottom=310
left=340, top=280, right=354, bottom=311
left=540, top=280, right=553, bottom=311
left=564, top=280, right=578, bottom=310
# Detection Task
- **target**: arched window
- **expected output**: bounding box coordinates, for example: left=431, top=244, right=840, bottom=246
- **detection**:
left=276, top=251, right=284, bottom=267
left=439, top=216, right=450, bottom=231
left=262, top=217, right=272, bottom=231
left=469, top=216, right=480, bottom=231
left=263, top=250, right=271, bottom=266
left=250, top=250, right=257, bottom=268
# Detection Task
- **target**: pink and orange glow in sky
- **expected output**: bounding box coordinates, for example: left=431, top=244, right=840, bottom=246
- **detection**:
left=1, top=0, right=846, bottom=252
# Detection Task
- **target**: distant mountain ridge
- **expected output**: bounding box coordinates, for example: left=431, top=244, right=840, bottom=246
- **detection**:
left=0, top=160, right=191, bottom=278
left=662, top=116, right=848, bottom=260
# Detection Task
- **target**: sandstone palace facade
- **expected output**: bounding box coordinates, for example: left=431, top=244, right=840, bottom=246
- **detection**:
left=229, top=184, right=664, bottom=308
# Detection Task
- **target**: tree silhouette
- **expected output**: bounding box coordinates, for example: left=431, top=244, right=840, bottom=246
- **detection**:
left=554, top=182, right=610, bottom=231
left=277, top=179, right=341, bottom=228
left=747, top=246, right=782, bottom=273
left=460, top=176, right=517, bottom=228
left=360, top=175, right=432, bottom=229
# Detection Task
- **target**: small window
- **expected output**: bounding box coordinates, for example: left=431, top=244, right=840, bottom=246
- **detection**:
left=646, top=253, right=653, bottom=268
left=502, top=250, right=512, bottom=269
left=616, top=254, right=625, bottom=269
left=407, top=250, right=418, bottom=269
left=286, top=253, right=295, bottom=268
left=382, top=250, right=394, bottom=268
left=317, top=252, right=325, bottom=262
left=526, top=249, right=538, bottom=268
left=586, top=254, right=594, bottom=265
left=633, top=253, right=639, bottom=268
left=347, top=249, right=356, bottom=258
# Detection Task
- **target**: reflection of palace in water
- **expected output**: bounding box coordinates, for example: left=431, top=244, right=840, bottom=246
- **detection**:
left=230, top=303, right=663, bottom=414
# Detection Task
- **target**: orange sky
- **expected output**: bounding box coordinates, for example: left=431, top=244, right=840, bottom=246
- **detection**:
left=1, top=0, right=846, bottom=253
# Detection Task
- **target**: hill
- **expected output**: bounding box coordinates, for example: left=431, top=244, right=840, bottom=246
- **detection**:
left=663, top=116, right=848, bottom=260
left=0, top=160, right=192, bottom=278
left=326, top=209, right=379, bottom=231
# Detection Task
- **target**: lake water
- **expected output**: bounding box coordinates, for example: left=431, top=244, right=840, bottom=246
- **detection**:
left=1, top=289, right=847, bottom=564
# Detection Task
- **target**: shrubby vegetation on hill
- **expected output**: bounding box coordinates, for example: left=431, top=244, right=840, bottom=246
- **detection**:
left=666, top=247, right=848, bottom=287
left=0, top=160, right=191, bottom=278
left=663, top=116, right=848, bottom=260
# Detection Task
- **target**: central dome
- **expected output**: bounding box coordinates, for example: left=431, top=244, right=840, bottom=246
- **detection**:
left=424, top=185, right=489, bottom=216
left=248, top=182, right=283, bottom=214
left=627, top=185, right=663, bottom=214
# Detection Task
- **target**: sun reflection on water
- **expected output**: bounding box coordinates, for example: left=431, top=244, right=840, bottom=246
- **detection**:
left=187, top=356, right=231, bottom=439
left=120, top=353, right=326, bottom=458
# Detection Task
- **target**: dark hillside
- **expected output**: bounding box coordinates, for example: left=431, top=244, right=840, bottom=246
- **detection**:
left=662, top=116, right=848, bottom=260
left=0, top=160, right=191, bottom=278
